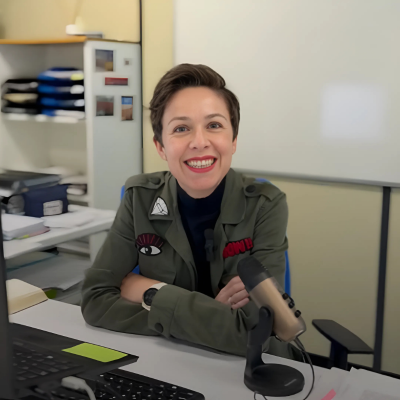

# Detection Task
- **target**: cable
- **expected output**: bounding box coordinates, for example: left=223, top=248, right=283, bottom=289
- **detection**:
left=294, top=338, right=315, bottom=400
left=61, top=376, right=96, bottom=400
left=254, top=338, right=315, bottom=400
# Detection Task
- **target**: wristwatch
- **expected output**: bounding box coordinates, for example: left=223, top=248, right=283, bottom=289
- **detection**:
left=142, top=282, right=167, bottom=311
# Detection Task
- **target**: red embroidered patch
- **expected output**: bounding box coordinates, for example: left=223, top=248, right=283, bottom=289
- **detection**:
left=223, top=238, right=253, bottom=259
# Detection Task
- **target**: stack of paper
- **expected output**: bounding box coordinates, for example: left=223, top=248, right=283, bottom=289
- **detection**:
left=1, top=213, right=48, bottom=240
left=335, top=368, right=400, bottom=400
left=309, top=366, right=400, bottom=400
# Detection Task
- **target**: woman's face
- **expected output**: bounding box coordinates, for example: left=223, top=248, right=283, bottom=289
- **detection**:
left=154, top=87, right=237, bottom=198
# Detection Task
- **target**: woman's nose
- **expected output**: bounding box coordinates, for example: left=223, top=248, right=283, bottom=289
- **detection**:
left=190, top=128, right=210, bottom=149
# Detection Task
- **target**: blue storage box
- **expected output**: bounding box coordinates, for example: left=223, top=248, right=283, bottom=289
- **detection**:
left=22, top=185, right=69, bottom=218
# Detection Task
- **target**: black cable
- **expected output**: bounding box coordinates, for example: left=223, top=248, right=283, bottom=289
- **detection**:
left=294, top=338, right=315, bottom=400
left=254, top=338, right=315, bottom=400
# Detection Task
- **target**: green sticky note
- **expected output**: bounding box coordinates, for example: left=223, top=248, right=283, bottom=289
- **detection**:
left=62, top=343, right=127, bottom=363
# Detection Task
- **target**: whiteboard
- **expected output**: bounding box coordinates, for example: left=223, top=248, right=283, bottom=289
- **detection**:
left=174, top=0, right=400, bottom=185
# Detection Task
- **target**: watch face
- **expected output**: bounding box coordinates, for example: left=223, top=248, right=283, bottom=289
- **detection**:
left=144, top=288, right=158, bottom=306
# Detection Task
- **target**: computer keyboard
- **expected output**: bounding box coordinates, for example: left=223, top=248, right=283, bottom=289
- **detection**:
left=13, top=342, right=82, bottom=384
left=51, top=369, right=205, bottom=400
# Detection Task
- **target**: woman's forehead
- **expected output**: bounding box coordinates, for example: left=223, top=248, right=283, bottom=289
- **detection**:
left=163, top=87, right=230, bottom=120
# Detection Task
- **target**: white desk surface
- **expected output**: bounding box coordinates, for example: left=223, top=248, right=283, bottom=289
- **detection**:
left=3, top=206, right=116, bottom=260
left=11, top=300, right=329, bottom=400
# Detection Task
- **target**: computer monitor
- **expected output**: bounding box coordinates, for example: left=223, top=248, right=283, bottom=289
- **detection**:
left=0, top=209, right=138, bottom=400
left=0, top=211, right=18, bottom=399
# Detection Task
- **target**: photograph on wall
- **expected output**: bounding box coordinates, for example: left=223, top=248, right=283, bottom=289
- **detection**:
left=96, top=95, right=114, bottom=116
left=105, top=77, right=128, bottom=86
left=95, top=49, right=114, bottom=72
left=121, top=96, right=133, bottom=121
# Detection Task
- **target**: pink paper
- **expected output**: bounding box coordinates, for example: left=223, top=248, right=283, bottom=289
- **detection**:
left=321, top=389, right=337, bottom=400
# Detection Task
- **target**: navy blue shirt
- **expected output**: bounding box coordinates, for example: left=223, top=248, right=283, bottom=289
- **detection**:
left=177, top=178, right=226, bottom=298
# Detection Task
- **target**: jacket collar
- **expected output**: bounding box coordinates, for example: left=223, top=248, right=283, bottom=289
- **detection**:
left=148, top=168, right=246, bottom=225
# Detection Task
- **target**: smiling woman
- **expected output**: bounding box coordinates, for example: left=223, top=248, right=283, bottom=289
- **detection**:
left=81, top=64, right=300, bottom=361
left=153, top=85, right=237, bottom=198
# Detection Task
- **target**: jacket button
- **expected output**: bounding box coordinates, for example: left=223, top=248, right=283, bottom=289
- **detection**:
left=155, top=323, right=163, bottom=333
left=246, top=185, right=256, bottom=193
left=150, top=177, right=161, bottom=185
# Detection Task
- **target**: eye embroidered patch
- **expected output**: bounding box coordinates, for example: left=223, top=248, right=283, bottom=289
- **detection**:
left=136, top=233, right=165, bottom=256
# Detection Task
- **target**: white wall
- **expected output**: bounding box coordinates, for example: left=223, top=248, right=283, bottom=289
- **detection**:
left=174, top=0, right=400, bottom=185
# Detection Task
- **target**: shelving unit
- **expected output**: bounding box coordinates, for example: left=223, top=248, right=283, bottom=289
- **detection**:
left=2, top=113, right=85, bottom=124
left=0, top=38, right=142, bottom=257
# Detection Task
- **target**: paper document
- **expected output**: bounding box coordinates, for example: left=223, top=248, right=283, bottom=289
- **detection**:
left=42, top=206, right=115, bottom=228
left=336, top=368, right=400, bottom=400
left=42, top=210, right=96, bottom=228
left=360, top=391, right=398, bottom=400
left=308, top=368, right=347, bottom=400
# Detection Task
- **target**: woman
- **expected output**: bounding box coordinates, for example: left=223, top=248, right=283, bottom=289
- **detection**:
left=81, top=64, right=298, bottom=359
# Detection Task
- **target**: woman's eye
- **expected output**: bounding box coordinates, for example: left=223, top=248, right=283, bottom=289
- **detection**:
left=174, top=126, right=188, bottom=133
left=209, top=122, right=222, bottom=129
left=139, top=246, right=162, bottom=256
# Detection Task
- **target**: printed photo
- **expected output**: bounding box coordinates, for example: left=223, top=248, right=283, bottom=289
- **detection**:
left=95, top=49, right=114, bottom=72
left=96, top=95, right=114, bottom=116
left=121, top=96, right=133, bottom=121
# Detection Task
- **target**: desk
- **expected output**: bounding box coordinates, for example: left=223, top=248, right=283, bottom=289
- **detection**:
left=3, top=206, right=116, bottom=260
left=10, top=301, right=328, bottom=400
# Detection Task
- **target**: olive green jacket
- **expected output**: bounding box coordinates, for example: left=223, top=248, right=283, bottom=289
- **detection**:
left=81, top=169, right=291, bottom=357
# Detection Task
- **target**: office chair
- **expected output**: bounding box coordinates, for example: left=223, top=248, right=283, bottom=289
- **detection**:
left=252, top=178, right=373, bottom=370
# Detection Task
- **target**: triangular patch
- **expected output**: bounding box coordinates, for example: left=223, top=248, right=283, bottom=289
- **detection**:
left=151, top=197, right=168, bottom=216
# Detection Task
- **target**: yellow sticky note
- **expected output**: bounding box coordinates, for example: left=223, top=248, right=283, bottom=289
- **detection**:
left=62, top=343, right=127, bottom=363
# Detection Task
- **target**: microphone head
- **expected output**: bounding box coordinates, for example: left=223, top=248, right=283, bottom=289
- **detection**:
left=204, top=229, right=214, bottom=240
left=237, top=256, right=272, bottom=292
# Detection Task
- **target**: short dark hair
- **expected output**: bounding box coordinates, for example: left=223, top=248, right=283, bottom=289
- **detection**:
left=150, top=63, right=240, bottom=145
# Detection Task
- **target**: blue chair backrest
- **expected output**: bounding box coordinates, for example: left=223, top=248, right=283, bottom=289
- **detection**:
left=121, top=182, right=291, bottom=295
left=255, top=178, right=291, bottom=296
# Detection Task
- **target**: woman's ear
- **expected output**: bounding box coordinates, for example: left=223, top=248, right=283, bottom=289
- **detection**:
left=153, top=137, right=167, bottom=161
left=232, top=137, right=238, bottom=155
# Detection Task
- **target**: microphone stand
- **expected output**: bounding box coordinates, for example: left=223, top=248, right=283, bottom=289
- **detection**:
left=244, top=307, right=305, bottom=397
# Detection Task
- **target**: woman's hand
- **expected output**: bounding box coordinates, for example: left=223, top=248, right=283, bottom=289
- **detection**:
left=215, top=276, right=249, bottom=310
left=120, top=273, right=161, bottom=304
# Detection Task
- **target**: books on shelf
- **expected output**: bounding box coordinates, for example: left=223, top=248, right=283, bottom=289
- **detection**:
left=6, top=279, right=48, bottom=314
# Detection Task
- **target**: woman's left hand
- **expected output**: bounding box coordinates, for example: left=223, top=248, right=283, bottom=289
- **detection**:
left=120, top=273, right=161, bottom=304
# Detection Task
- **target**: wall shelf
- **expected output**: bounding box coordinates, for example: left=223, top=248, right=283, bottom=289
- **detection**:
left=67, top=194, right=91, bottom=204
left=0, top=37, right=138, bottom=45
left=0, top=40, right=142, bottom=214
left=2, top=113, right=85, bottom=124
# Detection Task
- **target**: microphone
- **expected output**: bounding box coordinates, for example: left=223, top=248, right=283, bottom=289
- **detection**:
left=237, top=256, right=306, bottom=342
left=204, top=229, right=214, bottom=262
